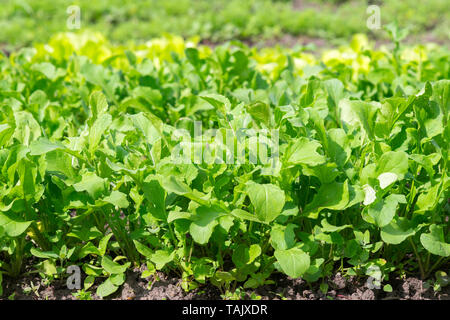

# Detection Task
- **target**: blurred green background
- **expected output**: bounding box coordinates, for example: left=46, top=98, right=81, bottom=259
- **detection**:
left=1, top=0, right=449, bottom=50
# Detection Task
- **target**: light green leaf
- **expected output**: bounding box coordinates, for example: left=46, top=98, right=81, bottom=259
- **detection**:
left=89, top=91, right=109, bottom=119
left=285, top=137, right=326, bottom=167
left=232, top=244, right=261, bottom=268
left=327, top=128, right=351, bottom=167
left=199, top=93, right=231, bottom=116
left=323, top=78, right=344, bottom=107
left=102, top=191, right=129, bottom=208
left=13, top=111, right=41, bottom=146
left=30, top=247, right=59, bottom=259
left=167, top=211, right=193, bottom=223
left=229, top=209, right=262, bottom=223
left=376, top=151, right=409, bottom=179
left=96, top=277, right=119, bottom=298
left=161, top=176, right=191, bottom=195
left=270, top=224, right=297, bottom=250
left=246, top=101, right=271, bottom=127
left=31, top=62, right=56, bottom=80
left=381, top=219, right=415, bottom=244
left=303, top=180, right=350, bottom=219
left=150, top=250, right=174, bottom=270
left=29, top=138, right=65, bottom=156
left=101, top=256, right=130, bottom=274
left=420, top=225, right=450, bottom=257
left=321, top=219, right=352, bottom=233
left=129, top=113, right=161, bottom=145
left=339, top=99, right=379, bottom=140
left=246, top=182, right=285, bottom=223
left=133, top=240, right=153, bottom=259
left=142, top=177, right=166, bottom=220
left=98, top=233, right=113, bottom=256
left=0, top=212, right=32, bottom=237
left=110, top=273, right=126, bottom=286
left=415, top=183, right=441, bottom=213
left=275, top=248, right=310, bottom=278
left=368, top=194, right=406, bottom=227
left=409, top=153, right=440, bottom=179
left=89, top=113, right=112, bottom=154
left=189, top=205, right=226, bottom=244
left=84, top=276, right=95, bottom=290
left=73, top=172, right=107, bottom=198
left=431, top=79, right=449, bottom=117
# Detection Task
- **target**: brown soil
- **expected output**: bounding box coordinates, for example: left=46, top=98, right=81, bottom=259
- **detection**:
left=0, top=44, right=11, bottom=57
left=1, top=267, right=448, bottom=300
left=292, top=0, right=326, bottom=11
left=200, top=32, right=448, bottom=54
left=253, top=35, right=329, bottom=50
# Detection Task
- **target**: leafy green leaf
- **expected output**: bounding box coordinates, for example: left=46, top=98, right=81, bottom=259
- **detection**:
left=29, top=138, right=65, bottom=156
left=101, top=256, right=130, bottom=274
left=102, top=191, right=129, bottom=208
left=284, top=137, right=326, bottom=167
left=303, top=180, right=350, bottom=219
left=420, top=225, right=450, bottom=257
left=189, top=205, right=226, bottom=244
left=274, top=248, right=310, bottom=278
left=246, top=182, right=285, bottom=223
left=381, top=218, right=415, bottom=244
left=232, top=244, right=261, bottom=268
left=368, top=194, right=406, bottom=227
left=96, top=277, right=119, bottom=298
left=376, top=151, right=409, bottom=180
left=0, top=212, right=32, bottom=237
left=73, top=172, right=107, bottom=198
left=133, top=240, right=153, bottom=259
left=150, top=250, right=174, bottom=270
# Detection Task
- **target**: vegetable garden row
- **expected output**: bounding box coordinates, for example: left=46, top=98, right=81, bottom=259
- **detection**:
left=0, top=30, right=448, bottom=298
